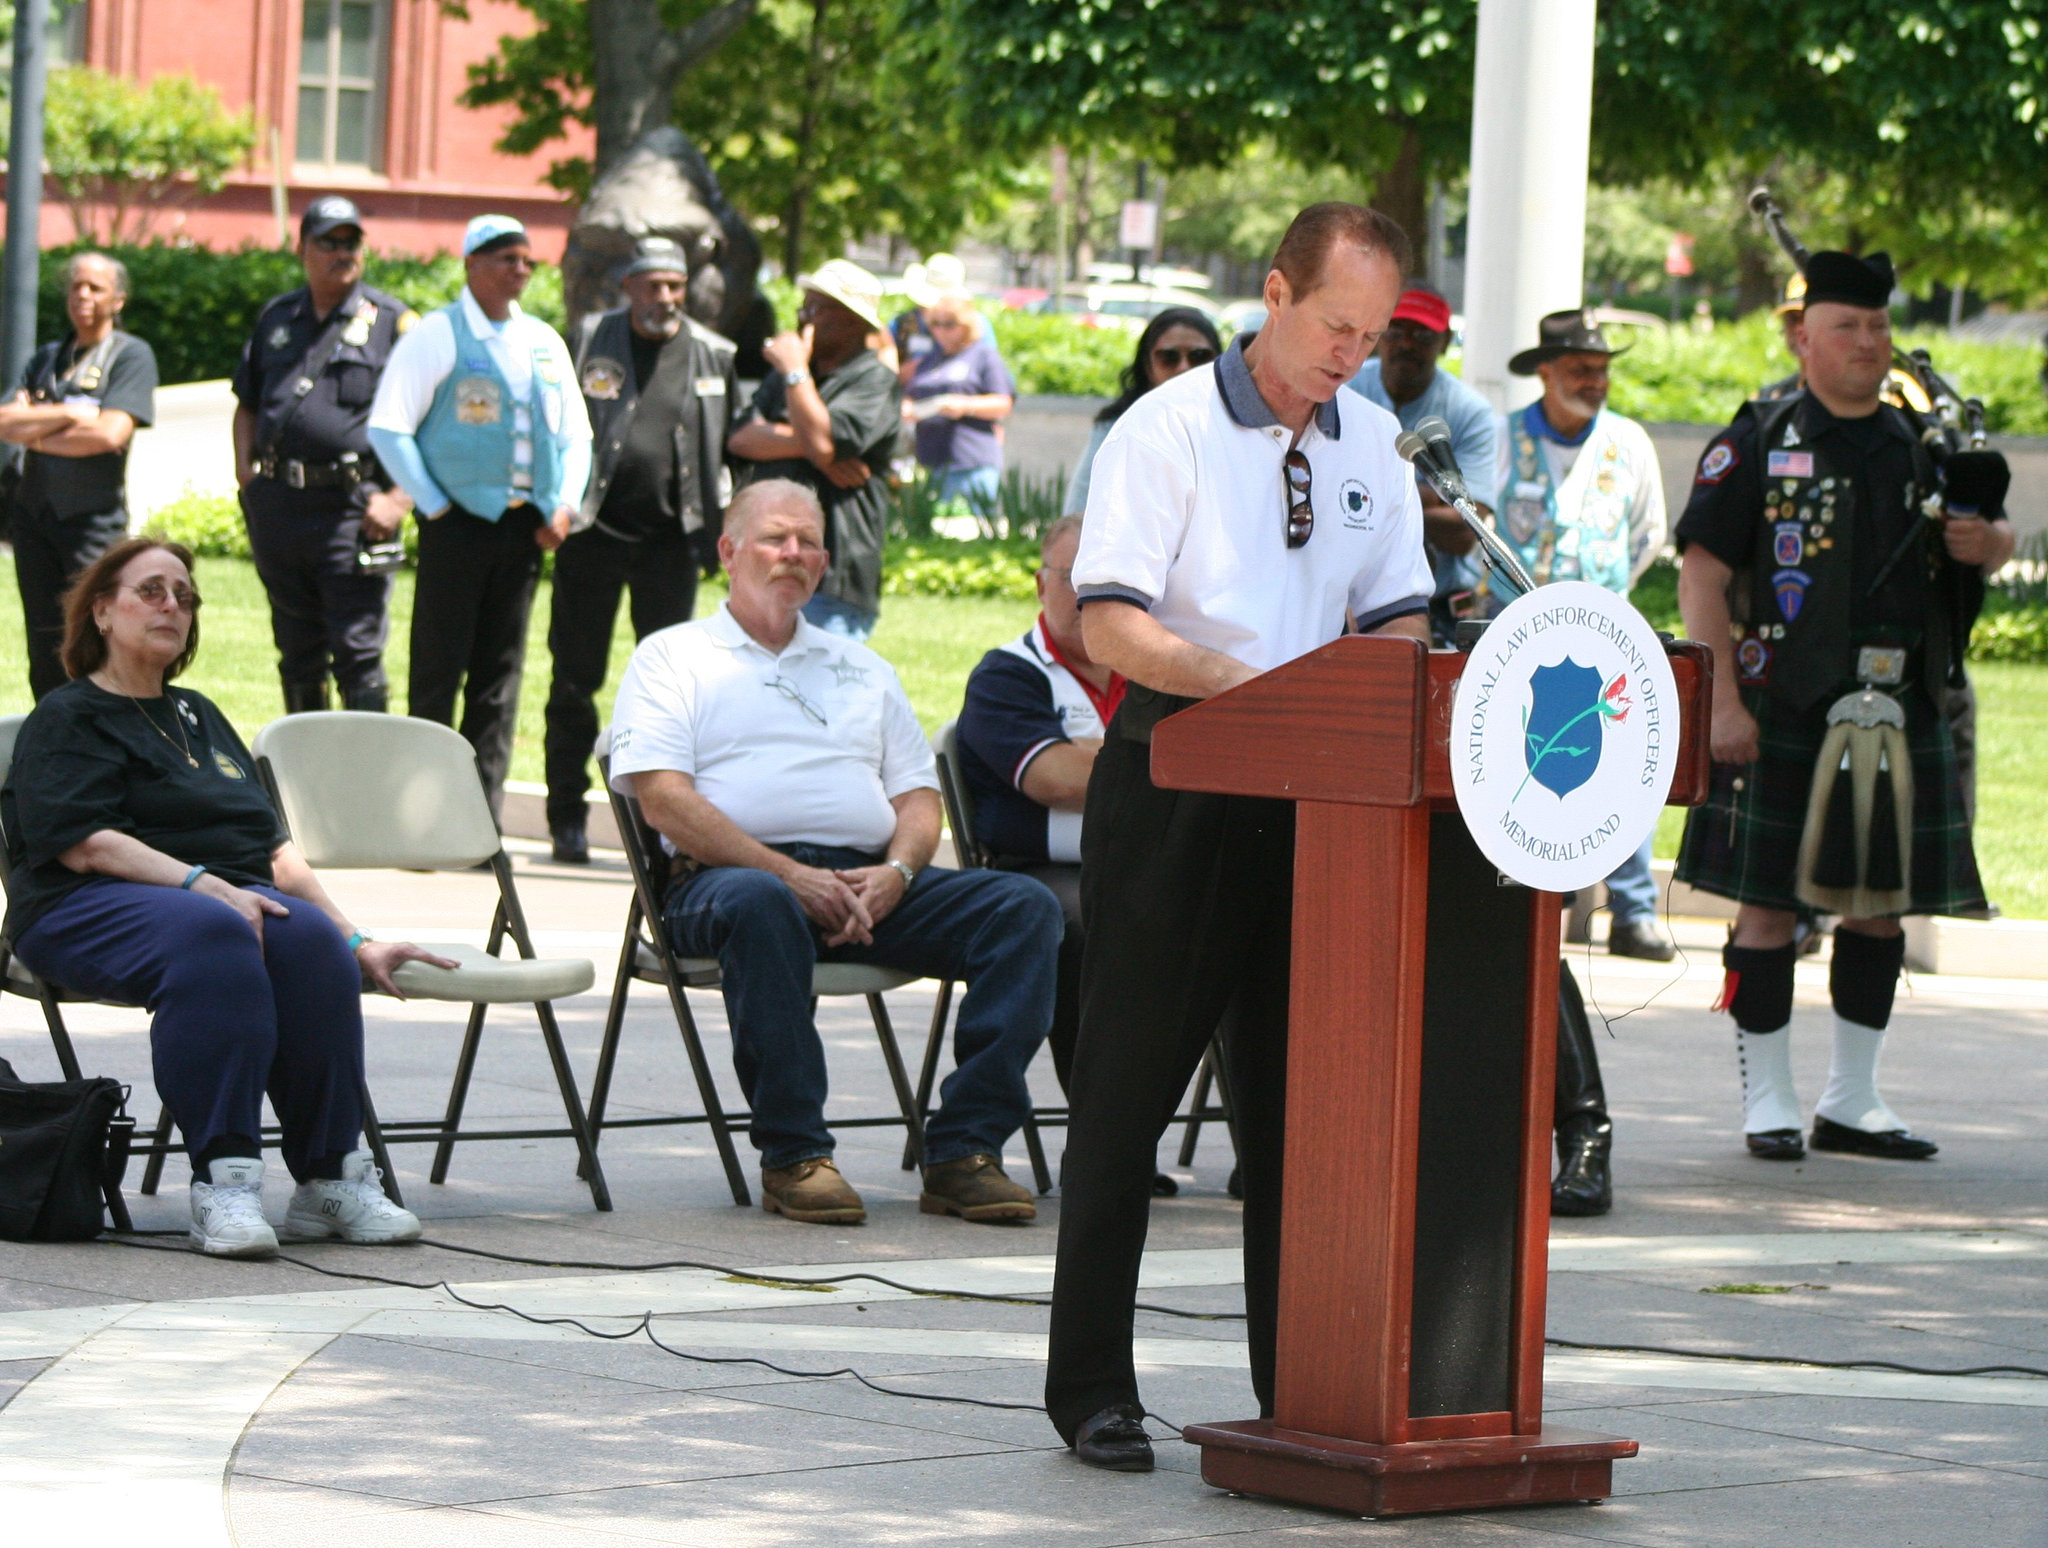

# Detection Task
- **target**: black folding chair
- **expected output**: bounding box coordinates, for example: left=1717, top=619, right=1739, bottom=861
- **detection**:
left=927, top=718, right=1237, bottom=1189
left=584, top=755, right=936, bottom=1206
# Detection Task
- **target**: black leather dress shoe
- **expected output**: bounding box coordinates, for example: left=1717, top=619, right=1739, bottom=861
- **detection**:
left=1551, top=1117, right=1612, bottom=1216
left=550, top=822, right=590, bottom=864
left=1074, top=1403, right=1154, bottom=1472
left=1608, top=917, right=1676, bottom=961
left=1811, top=1115, right=1938, bottom=1160
left=1745, top=1128, right=1806, bottom=1160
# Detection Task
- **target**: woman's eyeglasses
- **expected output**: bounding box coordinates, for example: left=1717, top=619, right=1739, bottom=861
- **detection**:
left=1151, top=347, right=1216, bottom=369
left=123, top=580, right=201, bottom=612
left=1283, top=450, right=1314, bottom=549
left=765, top=675, right=827, bottom=726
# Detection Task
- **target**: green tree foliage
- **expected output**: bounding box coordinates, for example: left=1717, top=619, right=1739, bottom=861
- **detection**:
left=38, top=68, right=257, bottom=244
left=458, top=0, right=1021, bottom=274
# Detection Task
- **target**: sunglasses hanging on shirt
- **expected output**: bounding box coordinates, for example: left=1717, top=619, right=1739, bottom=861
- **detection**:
left=1283, top=449, right=1314, bottom=549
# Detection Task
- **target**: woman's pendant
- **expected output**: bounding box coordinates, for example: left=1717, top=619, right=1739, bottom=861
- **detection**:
left=186, top=754, right=199, bottom=767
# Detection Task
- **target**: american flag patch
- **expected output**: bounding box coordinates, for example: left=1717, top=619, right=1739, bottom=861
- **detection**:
left=1766, top=450, right=1814, bottom=478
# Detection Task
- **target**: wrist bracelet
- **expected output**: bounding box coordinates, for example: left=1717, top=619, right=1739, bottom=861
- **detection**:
left=180, top=864, right=207, bottom=890
left=346, top=930, right=370, bottom=952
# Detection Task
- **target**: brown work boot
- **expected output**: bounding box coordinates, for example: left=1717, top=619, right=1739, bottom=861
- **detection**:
left=760, top=1157, right=865, bottom=1224
left=920, top=1154, right=1036, bottom=1223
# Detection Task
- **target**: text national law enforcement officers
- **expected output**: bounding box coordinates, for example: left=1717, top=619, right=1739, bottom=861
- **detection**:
left=1046, top=204, right=1432, bottom=1472
left=367, top=215, right=592, bottom=820
left=234, top=196, right=417, bottom=714
left=1674, top=250, right=2014, bottom=1164
left=0, top=253, right=159, bottom=699
left=544, top=237, right=738, bottom=863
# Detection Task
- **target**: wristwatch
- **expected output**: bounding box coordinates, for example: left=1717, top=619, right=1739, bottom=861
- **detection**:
left=886, top=859, right=917, bottom=890
left=784, top=368, right=811, bottom=388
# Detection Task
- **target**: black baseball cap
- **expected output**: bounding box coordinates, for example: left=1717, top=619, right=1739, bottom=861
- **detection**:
left=301, top=195, right=365, bottom=243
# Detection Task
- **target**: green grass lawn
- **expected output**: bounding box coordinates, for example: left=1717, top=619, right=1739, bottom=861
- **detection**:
left=0, top=553, right=1032, bottom=788
left=3, top=553, right=2039, bottom=916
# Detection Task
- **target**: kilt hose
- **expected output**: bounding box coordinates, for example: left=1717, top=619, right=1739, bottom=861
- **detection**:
left=1677, top=680, right=1986, bottom=917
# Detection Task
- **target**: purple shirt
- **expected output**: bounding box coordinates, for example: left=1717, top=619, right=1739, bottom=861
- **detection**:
left=907, top=335, right=1015, bottom=472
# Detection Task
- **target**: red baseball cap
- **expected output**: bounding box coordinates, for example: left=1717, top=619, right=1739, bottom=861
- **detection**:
left=1390, top=289, right=1452, bottom=332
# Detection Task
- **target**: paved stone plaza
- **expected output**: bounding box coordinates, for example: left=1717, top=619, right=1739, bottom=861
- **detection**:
left=1, top=845, right=2044, bottom=1546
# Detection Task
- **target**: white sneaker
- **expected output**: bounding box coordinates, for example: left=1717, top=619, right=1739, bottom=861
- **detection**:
left=189, top=1157, right=279, bottom=1258
left=281, top=1150, right=421, bottom=1244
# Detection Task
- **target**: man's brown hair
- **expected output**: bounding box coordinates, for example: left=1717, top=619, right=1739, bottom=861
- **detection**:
left=1270, top=203, right=1413, bottom=299
left=60, top=536, right=202, bottom=682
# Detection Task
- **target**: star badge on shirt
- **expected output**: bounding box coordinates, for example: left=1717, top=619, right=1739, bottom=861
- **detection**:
left=826, top=657, right=870, bottom=687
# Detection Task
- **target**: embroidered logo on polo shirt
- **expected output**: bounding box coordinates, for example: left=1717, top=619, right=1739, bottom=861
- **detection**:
left=212, top=748, right=246, bottom=780
left=1338, top=479, right=1372, bottom=530
left=826, top=657, right=870, bottom=687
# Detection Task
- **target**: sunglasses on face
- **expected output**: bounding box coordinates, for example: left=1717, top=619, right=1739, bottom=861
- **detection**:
left=124, top=579, right=201, bottom=612
left=311, top=231, right=363, bottom=254
left=1152, top=346, right=1216, bottom=369
left=1283, top=450, right=1314, bottom=549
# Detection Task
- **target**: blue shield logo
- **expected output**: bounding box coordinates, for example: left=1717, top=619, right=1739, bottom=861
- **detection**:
left=1521, top=657, right=1606, bottom=799
left=1773, top=567, right=1812, bottom=622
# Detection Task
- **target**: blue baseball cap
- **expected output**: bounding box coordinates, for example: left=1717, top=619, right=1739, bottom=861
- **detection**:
left=462, top=214, right=529, bottom=258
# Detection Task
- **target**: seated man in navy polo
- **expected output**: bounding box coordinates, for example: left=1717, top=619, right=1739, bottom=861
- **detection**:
left=608, top=477, right=1061, bottom=1227
left=956, top=517, right=1130, bottom=1112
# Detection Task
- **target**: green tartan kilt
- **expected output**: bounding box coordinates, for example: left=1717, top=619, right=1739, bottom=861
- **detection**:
left=1675, top=682, right=1986, bottom=917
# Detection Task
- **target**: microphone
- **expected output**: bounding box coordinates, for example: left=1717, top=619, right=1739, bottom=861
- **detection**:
left=1396, top=430, right=1537, bottom=599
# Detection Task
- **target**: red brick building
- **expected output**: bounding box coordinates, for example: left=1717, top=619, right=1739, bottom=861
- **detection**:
left=21, top=0, right=588, bottom=257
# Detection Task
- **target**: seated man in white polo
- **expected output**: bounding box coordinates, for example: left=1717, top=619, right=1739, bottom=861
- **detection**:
left=607, top=477, right=1062, bottom=1225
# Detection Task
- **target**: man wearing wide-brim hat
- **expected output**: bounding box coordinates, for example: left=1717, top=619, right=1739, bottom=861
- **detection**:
left=728, top=258, right=903, bottom=640
left=1673, top=248, right=2014, bottom=1165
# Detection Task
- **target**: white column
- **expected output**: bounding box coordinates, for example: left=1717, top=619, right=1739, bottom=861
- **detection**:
left=1460, top=0, right=1598, bottom=414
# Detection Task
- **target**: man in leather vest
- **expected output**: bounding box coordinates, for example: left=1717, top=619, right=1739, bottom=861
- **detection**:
left=0, top=253, right=159, bottom=699
left=233, top=196, right=417, bottom=716
left=543, top=239, right=738, bottom=863
left=1674, top=250, right=2013, bottom=1164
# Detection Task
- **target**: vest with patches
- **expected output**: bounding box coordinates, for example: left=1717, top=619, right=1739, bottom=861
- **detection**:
left=575, top=308, right=736, bottom=540
left=1734, top=395, right=1946, bottom=711
left=416, top=301, right=566, bottom=520
left=1500, top=408, right=1638, bottom=591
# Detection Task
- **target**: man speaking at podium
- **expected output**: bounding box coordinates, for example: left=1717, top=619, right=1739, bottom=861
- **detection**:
left=1045, top=204, right=1433, bottom=1471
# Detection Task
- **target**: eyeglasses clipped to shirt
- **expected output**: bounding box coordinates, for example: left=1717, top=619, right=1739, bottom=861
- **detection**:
left=765, top=674, right=828, bottom=726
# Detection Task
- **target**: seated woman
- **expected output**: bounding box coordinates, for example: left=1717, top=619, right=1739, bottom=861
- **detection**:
left=1, top=537, right=452, bottom=1258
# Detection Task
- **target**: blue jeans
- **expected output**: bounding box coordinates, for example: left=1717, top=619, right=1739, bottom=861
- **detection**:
left=14, top=880, right=365, bottom=1181
left=1604, top=834, right=1661, bottom=925
left=932, top=464, right=1002, bottom=517
left=663, top=847, right=1061, bottom=1169
left=801, top=593, right=877, bottom=641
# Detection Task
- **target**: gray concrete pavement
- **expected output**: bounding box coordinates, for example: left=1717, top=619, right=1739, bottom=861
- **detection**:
left=2, top=849, right=2045, bottom=1546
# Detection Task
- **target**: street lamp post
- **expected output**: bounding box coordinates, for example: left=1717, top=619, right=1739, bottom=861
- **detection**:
left=4, top=0, right=50, bottom=394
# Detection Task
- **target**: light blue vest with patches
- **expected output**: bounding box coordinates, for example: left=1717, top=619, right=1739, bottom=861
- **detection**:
left=416, top=301, right=565, bottom=520
left=1499, top=405, right=1632, bottom=592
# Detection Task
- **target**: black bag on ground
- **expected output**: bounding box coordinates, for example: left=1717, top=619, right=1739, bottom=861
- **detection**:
left=0, top=1057, right=132, bottom=1241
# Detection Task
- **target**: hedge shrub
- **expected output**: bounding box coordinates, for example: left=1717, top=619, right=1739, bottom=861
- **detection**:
left=17, top=242, right=565, bottom=386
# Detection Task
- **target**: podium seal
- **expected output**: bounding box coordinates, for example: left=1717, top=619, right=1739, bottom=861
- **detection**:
left=1450, top=581, right=1679, bottom=892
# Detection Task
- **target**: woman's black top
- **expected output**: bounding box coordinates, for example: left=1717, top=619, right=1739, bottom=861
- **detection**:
left=1, top=679, right=288, bottom=939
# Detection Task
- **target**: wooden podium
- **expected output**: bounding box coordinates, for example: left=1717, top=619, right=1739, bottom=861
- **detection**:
left=1157, top=633, right=1711, bottom=1517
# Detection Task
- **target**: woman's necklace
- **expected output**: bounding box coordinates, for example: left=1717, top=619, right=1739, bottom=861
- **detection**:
left=126, top=692, right=198, bottom=768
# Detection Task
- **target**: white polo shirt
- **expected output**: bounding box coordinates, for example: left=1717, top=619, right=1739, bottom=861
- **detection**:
left=607, top=602, right=938, bottom=853
left=1073, top=334, right=1431, bottom=672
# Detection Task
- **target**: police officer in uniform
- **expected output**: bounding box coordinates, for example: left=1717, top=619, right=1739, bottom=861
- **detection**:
left=543, top=238, right=738, bottom=863
left=1674, top=251, right=2013, bottom=1163
left=0, top=252, right=159, bottom=699
left=367, top=215, right=592, bottom=822
left=233, top=197, right=417, bottom=714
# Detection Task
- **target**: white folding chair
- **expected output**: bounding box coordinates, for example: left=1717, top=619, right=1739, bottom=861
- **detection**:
left=251, top=713, right=608, bottom=1209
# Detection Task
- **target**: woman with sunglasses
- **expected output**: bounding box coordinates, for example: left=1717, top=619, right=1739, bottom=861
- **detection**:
left=903, top=290, right=1016, bottom=518
left=1, top=538, right=449, bottom=1258
left=1062, top=306, right=1223, bottom=519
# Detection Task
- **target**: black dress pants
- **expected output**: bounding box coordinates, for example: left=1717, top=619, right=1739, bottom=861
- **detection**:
left=242, top=479, right=391, bottom=709
left=1045, top=728, right=1294, bottom=1442
left=543, top=524, right=699, bottom=828
left=408, top=502, right=543, bottom=820
left=14, top=504, right=129, bottom=700
left=1554, top=960, right=1607, bottom=1130
left=1008, top=860, right=1081, bottom=1092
